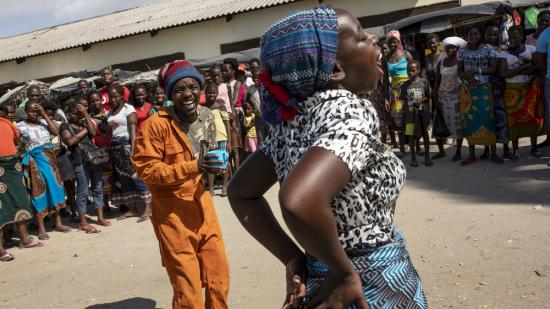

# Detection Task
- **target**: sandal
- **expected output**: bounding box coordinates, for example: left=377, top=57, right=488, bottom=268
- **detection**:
left=117, top=212, right=138, bottom=221
left=19, top=238, right=44, bottom=249
left=38, top=233, right=50, bottom=240
left=78, top=225, right=100, bottom=234
left=0, top=252, right=14, bottom=262
left=97, top=220, right=112, bottom=227
left=54, top=226, right=71, bottom=233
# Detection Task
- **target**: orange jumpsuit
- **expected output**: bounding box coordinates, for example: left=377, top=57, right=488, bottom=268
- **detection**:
left=132, top=109, right=229, bottom=309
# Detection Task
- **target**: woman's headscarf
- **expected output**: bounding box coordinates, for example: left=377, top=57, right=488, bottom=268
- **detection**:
left=442, top=36, right=467, bottom=49
left=386, top=29, right=404, bottom=52
left=259, top=5, right=339, bottom=125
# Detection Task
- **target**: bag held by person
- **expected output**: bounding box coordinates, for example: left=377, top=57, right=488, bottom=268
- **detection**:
left=79, top=141, right=109, bottom=167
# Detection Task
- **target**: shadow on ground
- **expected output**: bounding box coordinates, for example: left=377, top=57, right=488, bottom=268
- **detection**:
left=398, top=145, right=550, bottom=206
left=85, top=297, right=158, bottom=309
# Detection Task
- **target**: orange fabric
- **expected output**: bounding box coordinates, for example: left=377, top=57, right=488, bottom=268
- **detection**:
left=132, top=109, right=229, bottom=309
left=0, top=117, right=19, bottom=156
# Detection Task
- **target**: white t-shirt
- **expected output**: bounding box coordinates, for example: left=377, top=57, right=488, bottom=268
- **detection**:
left=498, top=45, right=535, bottom=84
left=16, top=120, right=51, bottom=151
left=107, top=103, right=136, bottom=139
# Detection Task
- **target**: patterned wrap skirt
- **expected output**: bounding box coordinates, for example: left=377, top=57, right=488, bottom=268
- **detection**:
left=22, top=146, right=66, bottom=218
left=0, top=156, right=33, bottom=228
left=389, top=76, right=409, bottom=132
left=303, top=230, right=427, bottom=309
left=460, top=84, right=497, bottom=146
left=110, top=138, right=151, bottom=206
left=504, top=81, right=545, bottom=140
left=438, top=90, right=464, bottom=139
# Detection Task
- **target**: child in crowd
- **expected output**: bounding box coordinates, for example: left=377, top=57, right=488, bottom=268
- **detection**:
left=242, top=102, right=258, bottom=156
left=203, top=83, right=231, bottom=196
left=400, top=61, right=434, bottom=167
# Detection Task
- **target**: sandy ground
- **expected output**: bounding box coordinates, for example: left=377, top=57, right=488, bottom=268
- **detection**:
left=1, top=143, right=549, bottom=309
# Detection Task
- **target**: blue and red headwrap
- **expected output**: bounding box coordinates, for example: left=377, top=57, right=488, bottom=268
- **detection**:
left=158, top=60, right=205, bottom=100
left=259, top=5, right=339, bottom=125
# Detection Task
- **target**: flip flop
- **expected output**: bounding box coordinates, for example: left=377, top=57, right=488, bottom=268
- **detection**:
left=19, top=239, right=44, bottom=249
left=78, top=225, right=100, bottom=234
left=97, top=220, right=112, bottom=227
left=38, top=233, right=50, bottom=240
left=54, top=226, right=71, bottom=233
left=0, top=252, right=14, bottom=262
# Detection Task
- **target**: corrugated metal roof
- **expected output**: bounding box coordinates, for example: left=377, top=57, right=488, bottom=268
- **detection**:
left=0, top=0, right=299, bottom=63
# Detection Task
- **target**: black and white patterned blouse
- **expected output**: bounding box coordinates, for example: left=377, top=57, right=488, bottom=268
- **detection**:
left=260, top=89, right=407, bottom=249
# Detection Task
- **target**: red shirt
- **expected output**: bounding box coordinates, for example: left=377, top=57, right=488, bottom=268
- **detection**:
left=135, top=102, right=152, bottom=131
left=99, top=86, right=131, bottom=112
left=0, top=117, right=19, bottom=156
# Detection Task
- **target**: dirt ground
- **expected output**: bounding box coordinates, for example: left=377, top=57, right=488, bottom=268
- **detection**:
left=1, top=143, right=549, bottom=309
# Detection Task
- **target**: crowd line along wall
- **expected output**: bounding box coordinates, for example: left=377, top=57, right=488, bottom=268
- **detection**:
left=0, top=0, right=496, bottom=84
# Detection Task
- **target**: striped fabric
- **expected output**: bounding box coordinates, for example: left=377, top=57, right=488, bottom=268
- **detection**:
left=259, top=5, right=339, bottom=125
left=304, top=230, right=428, bottom=309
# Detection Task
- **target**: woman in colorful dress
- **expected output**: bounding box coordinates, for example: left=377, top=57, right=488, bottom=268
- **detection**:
left=432, top=37, right=466, bottom=161
left=383, top=30, right=414, bottom=156
left=228, top=6, right=426, bottom=308
left=498, top=26, right=544, bottom=159
left=457, top=26, right=502, bottom=166
left=0, top=112, right=43, bottom=261
left=16, top=101, right=71, bottom=240
left=107, top=84, right=152, bottom=222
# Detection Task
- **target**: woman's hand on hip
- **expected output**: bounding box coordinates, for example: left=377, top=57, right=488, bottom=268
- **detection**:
left=306, top=270, right=369, bottom=309
left=282, top=253, right=307, bottom=309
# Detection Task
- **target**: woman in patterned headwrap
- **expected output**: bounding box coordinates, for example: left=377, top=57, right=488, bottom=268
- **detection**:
left=228, top=6, right=427, bottom=309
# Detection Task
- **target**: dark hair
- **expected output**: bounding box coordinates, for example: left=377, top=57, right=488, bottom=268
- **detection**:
left=78, top=79, right=89, bottom=86
left=205, top=82, right=219, bottom=92
left=408, top=60, right=421, bottom=69
left=40, top=99, right=59, bottom=112
left=425, top=33, right=439, bottom=42
left=223, top=58, right=238, bottom=71
left=484, top=22, right=499, bottom=34
left=131, top=84, right=148, bottom=105
left=108, top=83, right=125, bottom=98
left=378, top=38, right=388, bottom=47
left=466, top=25, right=484, bottom=42
left=249, top=58, right=260, bottom=66
left=507, top=25, right=524, bottom=38
left=1, top=102, right=15, bottom=114
left=538, top=10, right=550, bottom=21
left=210, top=63, right=222, bottom=72
left=26, top=85, right=41, bottom=96
left=87, top=90, right=101, bottom=102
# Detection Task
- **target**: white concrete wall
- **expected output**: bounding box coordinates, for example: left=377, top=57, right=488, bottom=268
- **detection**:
left=0, top=0, right=456, bottom=84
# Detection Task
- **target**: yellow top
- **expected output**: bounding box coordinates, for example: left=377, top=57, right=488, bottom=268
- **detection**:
left=243, top=114, right=257, bottom=138
left=211, top=109, right=229, bottom=142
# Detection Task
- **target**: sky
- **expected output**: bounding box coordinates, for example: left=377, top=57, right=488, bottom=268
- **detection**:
left=0, top=0, right=160, bottom=38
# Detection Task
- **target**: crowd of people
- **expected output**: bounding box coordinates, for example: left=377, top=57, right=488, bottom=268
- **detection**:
left=0, top=58, right=265, bottom=262
left=373, top=10, right=550, bottom=167
left=1, top=4, right=550, bottom=309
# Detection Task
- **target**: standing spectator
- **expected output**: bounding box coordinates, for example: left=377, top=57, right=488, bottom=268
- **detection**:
left=526, top=10, right=550, bottom=46
left=535, top=13, right=550, bottom=158
left=203, top=83, right=231, bottom=197
left=77, top=79, right=91, bottom=95
left=88, top=90, right=113, bottom=213
left=486, top=23, right=511, bottom=159
left=152, top=86, right=166, bottom=113
left=242, top=102, right=259, bottom=157
left=130, top=84, right=153, bottom=131
left=383, top=30, right=414, bottom=156
left=107, top=84, right=152, bottom=222
left=500, top=26, right=544, bottom=159
left=0, top=111, right=43, bottom=262
left=60, top=97, right=110, bottom=233
left=17, top=102, right=71, bottom=240
left=424, top=33, right=445, bottom=89
left=433, top=37, right=466, bottom=161
left=210, top=64, right=232, bottom=113
left=457, top=26, right=501, bottom=166
left=98, top=68, right=130, bottom=111
left=400, top=61, right=434, bottom=167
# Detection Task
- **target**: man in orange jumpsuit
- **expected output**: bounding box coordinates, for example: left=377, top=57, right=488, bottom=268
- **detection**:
left=132, top=60, right=229, bottom=309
